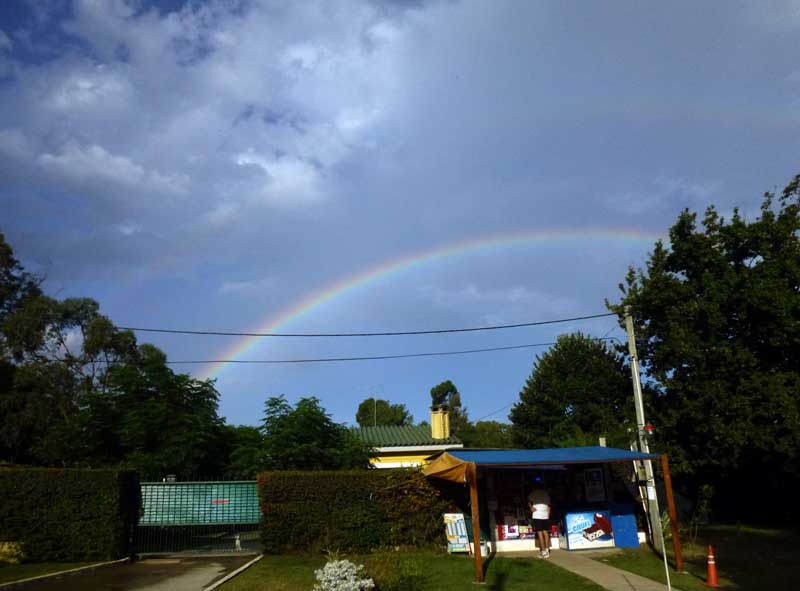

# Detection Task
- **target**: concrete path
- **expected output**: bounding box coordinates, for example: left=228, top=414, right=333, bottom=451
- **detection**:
left=22, top=556, right=254, bottom=591
left=546, top=550, right=679, bottom=591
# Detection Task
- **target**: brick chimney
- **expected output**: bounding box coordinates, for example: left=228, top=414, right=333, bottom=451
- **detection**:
left=430, top=405, right=451, bottom=439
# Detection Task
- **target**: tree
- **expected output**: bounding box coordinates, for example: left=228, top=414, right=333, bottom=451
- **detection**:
left=608, top=173, right=800, bottom=517
left=105, top=344, right=226, bottom=479
left=459, top=421, right=514, bottom=448
left=355, top=397, right=413, bottom=427
left=429, top=380, right=470, bottom=438
left=0, top=292, right=139, bottom=466
left=509, top=333, right=634, bottom=449
left=222, top=425, right=267, bottom=479
left=0, top=232, right=41, bottom=326
left=262, top=396, right=372, bottom=470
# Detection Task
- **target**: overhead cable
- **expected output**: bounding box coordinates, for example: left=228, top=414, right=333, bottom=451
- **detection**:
left=166, top=341, right=559, bottom=364
left=165, top=337, right=617, bottom=365
left=120, top=312, right=616, bottom=338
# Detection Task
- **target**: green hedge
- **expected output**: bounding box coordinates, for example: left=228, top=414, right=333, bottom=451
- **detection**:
left=258, top=469, right=455, bottom=554
left=0, top=467, right=138, bottom=562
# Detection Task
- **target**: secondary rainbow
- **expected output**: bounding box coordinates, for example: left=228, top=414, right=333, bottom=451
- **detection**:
left=199, top=227, right=662, bottom=379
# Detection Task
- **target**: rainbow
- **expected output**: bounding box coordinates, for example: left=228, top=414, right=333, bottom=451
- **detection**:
left=198, top=227, right=662, bottom=379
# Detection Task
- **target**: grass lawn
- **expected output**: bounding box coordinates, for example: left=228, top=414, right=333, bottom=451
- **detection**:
left=0, top=562, right=97, bottom=584
left=221, top=550, right=607, bottom=591
left=595, top=524, right=800, bottom=591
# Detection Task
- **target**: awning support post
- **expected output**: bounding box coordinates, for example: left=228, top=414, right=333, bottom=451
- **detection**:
left=467, top=461, right=484, bottom=584
left=660, top=454, right=683, bottom=571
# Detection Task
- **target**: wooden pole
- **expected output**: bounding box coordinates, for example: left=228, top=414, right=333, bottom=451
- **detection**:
left=467, top=462, right=484, bottom=583
left=660, top=454, right=683, bottom=572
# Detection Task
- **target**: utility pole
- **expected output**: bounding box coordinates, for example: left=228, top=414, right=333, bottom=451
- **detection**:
left=624, top=306, right=665, bottom=554
left=374, top=397, right=377, bottom=427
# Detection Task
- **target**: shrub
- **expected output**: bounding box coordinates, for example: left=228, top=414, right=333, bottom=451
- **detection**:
left=314, top=559, right=375, bottom=591
left=258, top=469, right=450, bottom=554
left=367, top=550, right=427, bottom=591
left=0, top=466, right=138, bottom=562
left=0, top=542, right=25, bottom=565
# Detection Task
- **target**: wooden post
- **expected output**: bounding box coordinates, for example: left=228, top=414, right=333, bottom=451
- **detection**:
left=660, top=454, right=683, bottom=572
left=467, top=462, right=484, bottom=583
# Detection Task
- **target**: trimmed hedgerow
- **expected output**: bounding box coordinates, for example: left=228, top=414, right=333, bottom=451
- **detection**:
left=258, top=469, right=454, bottom=554
left=0, top=466, right=138, bottom=562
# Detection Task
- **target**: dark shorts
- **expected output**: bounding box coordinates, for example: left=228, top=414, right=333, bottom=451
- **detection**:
left=532, top=518, right=551, bottom=532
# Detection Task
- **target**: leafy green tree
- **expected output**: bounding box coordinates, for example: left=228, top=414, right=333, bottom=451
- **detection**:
left=105, top=344, right=226, bottom=479
left=262, top=396, right=372, bottom=470
left=355, top=397, right=413, bottom=427
left=0, top=232, right=41, bottom=330
left=0, top=233, right=230, bottom=477
left=430, top=380, right=470, bottom=438
left=459, top=421, right=514, bottom=448
left=222, top=425, right=267, bottom=479
left=608, top=173, right=800, bottom=516
left=0, top=292, right=139, bottom=466
left=509, top=333, right=634, bottom=449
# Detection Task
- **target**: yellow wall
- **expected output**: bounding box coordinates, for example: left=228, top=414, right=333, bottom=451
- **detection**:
left=370, top=452, right=433, bottom=468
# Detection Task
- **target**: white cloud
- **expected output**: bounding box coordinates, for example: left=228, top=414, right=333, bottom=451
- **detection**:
left=235, top=149, right=322, bottom=205
left=0, top=129, right=34, bottom=161
left=0, top=30, right=12, bottom=53
left=44, top=65, right=130, bottom=111
left=37, top=141, right=188, bottom=196
left=114, top=222, right=141, bottom=236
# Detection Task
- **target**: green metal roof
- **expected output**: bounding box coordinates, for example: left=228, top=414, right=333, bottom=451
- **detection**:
left=352, top=424, right=461, bottom=447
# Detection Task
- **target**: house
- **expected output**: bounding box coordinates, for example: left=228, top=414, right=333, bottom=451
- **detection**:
left=353, top=406, right=463, bottom=468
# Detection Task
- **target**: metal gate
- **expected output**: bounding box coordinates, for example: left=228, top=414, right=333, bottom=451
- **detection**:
left=135, top=481, right=261, bottom=555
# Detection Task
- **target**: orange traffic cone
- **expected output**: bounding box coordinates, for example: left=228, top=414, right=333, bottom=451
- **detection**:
left=706, top=545, right=719, bottom=588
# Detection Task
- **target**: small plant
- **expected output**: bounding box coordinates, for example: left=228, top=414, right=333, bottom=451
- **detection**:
left=0, top=542, right=25, bottom=565
left=687, top=485, right=714, bottom=544
left=322, top=547, right=345, bottom=561
left=368, top=550, right=427, bottom=591
left=313, top=559, right=375, bottom=591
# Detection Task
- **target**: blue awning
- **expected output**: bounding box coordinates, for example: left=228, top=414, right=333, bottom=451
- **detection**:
left=448, top=446, right=659, bottom=466
left=423, top=446, right=659, bottom=482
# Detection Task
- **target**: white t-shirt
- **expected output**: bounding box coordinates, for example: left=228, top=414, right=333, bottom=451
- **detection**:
left=527, top=489, right=551, bottom=520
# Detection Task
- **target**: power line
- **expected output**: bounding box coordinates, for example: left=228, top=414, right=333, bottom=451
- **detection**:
left=164, top=337, right=618, bottom=365
left=472, top=402, right=516, bottom=422
left=119, top=312, right=616, bottom=338
left=166, top=341, right=560, bottom=364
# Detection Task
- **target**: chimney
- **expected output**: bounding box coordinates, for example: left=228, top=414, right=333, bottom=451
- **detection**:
left=430, top=406, right=450, bottom=439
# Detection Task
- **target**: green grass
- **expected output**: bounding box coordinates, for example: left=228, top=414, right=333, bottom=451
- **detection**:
left=221, top=550, right=607, bottom=591
left=0, top=562, right=96, bottom=584
left=595, top=524, right=800, bottom=591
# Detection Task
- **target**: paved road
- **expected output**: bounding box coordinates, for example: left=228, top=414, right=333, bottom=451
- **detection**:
left=27, top=556, right=254, bottom=591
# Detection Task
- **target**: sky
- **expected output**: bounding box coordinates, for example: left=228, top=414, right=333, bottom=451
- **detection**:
left=2, top=0, right=799, bottom=428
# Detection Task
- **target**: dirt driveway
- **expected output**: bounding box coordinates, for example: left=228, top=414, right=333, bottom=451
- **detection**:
left=27, top=556, right=255, bottom=591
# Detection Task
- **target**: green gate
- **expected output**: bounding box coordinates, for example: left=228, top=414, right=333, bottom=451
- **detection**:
left=136, top=481, right=261, bottom=555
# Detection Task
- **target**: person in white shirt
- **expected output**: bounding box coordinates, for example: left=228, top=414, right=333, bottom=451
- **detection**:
left=527, top=485, right=552, bottom=558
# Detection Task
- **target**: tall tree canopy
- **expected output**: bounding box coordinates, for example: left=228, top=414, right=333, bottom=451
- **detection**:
left=509, top=333, right=633, bottom=449
left=609, top=174, right=800, bottom=517
left=262, top=396, right=372, bottom=470
left=355, top=397, right=413, bottom=427
left=0, top=232, right=41, bottom=326
left=459, top=421, right=514, bottom=449
left=102, top=344, right=226, bottom=479
left=0, top=232, right=227, bottom=477
left=430, top=380, right=470, bottom=437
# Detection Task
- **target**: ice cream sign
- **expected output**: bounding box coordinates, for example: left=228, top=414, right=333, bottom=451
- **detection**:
left=565, top=511, right=615, bottom=549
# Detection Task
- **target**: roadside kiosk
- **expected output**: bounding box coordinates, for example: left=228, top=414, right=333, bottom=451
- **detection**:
left=424, top=447, right=682, bottom=584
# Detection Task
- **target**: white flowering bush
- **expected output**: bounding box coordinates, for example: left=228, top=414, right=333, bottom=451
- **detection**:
left=313, top=559, right=375, bottom=591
